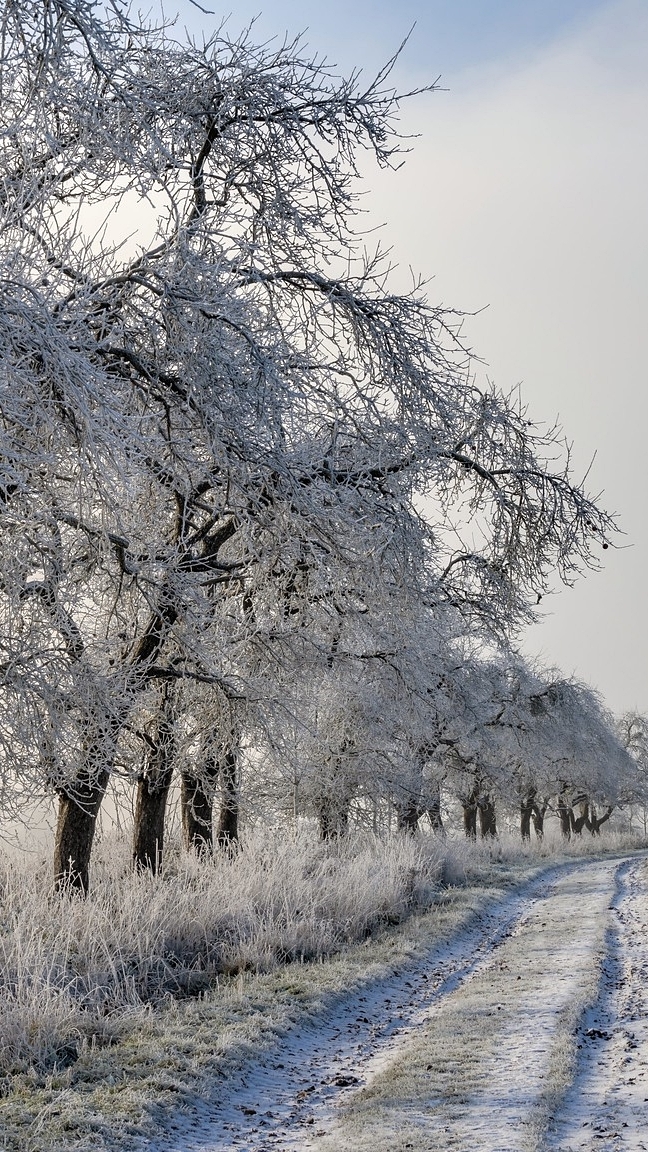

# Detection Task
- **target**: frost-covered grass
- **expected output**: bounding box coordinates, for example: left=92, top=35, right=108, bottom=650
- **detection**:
left=0, top=826, right=447, bottom=1079
left=0, top=823, right=644, bottom=1151
left=0, top=823, right=643, bottom=1078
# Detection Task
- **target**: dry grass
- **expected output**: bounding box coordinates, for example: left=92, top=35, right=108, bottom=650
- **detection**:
left=0, top=822, right=642, bottom=1079
left=0, top=822, right=644, bottom=1151
left=0, top=826, right=446, bottom=1077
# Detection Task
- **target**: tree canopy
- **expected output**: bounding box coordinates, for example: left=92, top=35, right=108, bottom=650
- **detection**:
left=0, top=0, right=632, bottom=887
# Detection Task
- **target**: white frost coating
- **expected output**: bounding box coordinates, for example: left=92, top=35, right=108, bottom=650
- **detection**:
left=309, top=859, right=615, bottom=1152
left=546, top=858, right=648, bottom=1152
left=154, top=857, right=647, bottom=1152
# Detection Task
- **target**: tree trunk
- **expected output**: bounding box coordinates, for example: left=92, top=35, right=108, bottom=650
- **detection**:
left=589, top=804, right=613, bottom=835
left=463, top=798, right=478, bottom=839
left=54, top=714, right=123, bottom=893
left=54, top=766, right=111, bottom=894
left=133, top=780, right=172, bottom=873
left=53, top=588, right=180, bottom=892
left=479, top=795, right=497, bottom=838
left=396, top=743, right=437, bottom=835
left=317, top=748, right=352, bottom=840
left=532, top=798, right=548, bottom=840
left=396, top=798, right=421, bottom=834
left=520, top=788, right=536, bottom=841
left=557, top=797, right=573, bottom=839
left=318, top=794, right=350, bottom=839
left=216, top=750, right=239, bottom=849
left=132, top=682, right=176, bottom=873
left=572, top=800, right=590, bottom=835
left=181, top=768, right=216, bottom=855
left=318, top=777, right=351, bottom=840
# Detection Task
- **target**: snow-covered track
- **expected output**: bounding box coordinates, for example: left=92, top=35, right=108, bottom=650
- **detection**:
left=546, top=856, right=648, bottom=1151
left=153, top=856, right=648, bottom=1152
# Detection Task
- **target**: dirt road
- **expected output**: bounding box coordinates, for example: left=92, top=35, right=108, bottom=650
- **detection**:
left=156, top=855, right=648, bottom=1152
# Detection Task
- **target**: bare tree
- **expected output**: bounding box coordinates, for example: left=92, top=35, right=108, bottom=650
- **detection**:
left=616, top=712, right=648, bottom=833
left=178, top=689, right=242, bottom=855
left=0, top=0, right=618, bottom=888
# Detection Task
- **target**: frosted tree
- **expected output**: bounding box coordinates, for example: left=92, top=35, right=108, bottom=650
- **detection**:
left=0, top=0, right=616, bottom=888
left=516, top=678, right=633, bottom=836
left=616, top=712, right=648, bottom=834
left=426, top=659, right=634, bottom=840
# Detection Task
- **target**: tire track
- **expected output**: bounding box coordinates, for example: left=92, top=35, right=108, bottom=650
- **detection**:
left=154, top=858, right=622, bottom=1152
left=545, top=857, right=648, bottom=1151
left=309, top=857, right=618, bottom=1152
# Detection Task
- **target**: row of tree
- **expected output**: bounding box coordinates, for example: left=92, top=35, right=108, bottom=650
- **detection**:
left=236, top=637, right=644, bottom=843
left=0, top=1, right=639, bottom=890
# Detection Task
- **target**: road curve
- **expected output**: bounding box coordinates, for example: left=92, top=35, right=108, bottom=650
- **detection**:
left=155, top=854, right=648, bottom=1152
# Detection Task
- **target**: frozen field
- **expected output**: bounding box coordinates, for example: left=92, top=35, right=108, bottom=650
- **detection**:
left=154, top=855, right=648, bottom=1152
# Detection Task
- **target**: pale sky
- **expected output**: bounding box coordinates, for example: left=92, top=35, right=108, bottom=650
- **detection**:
left=168, top=0, right=648, bottom=716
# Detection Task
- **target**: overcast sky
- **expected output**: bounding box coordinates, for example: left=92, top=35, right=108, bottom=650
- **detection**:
left=168, top=0, right=648, bottom=716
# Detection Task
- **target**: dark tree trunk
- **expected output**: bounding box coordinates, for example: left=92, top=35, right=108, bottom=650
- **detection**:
left=216, top=750, right=239, bottom=849
left=589, top=804, right=613, bottom=835
left=53, top=587, right=179, bottom=892
left=396, top=742, right=440, bottom=835
left=557, top=796, right=573, bottom=840
left=181, top=768, right=216, bottom=855
left=318, top=794, right=350, bottom=839
left=479, top=795, right=497, bottom=838
left=572, top=800, right=590, bottom=835
left=132, top=683, right=176, bottom=874
left=396, top=798, right=421, bottom=834
left=133, top=781, right=172, bottom=873
left=520, top=806, right=531, bottom=841
left=520, top=788, right=536, bottom=841
left=532, top=798, right=548, bottom=840
left=54, top=719, right=122, bottom=892
left=54, top=767, right=110, bottom=894
left=182, top=732, right=241, bottom=855
left=317, top=747, right=353, bottom=840
left=463, top=798, right=478, bottom=839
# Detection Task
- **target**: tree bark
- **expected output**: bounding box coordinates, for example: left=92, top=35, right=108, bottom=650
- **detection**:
left=216, top=750, right=239, bottom=849
left=181, top=768, right=216, bottom=855
left=589, top=804, right=614, bottom=835
left=462, top=795, right=478, bottom=839
left=54, top=715, right=122, bottom=893
left=318, top=794, right=350, bottom=839
left=520, top=788, right=536, bottom=841
left=395, top=743, right=438, bottom=835
left=572, top=800, right=590, bottom=835
left=182, top=728, right=241, bottom=855
left=53, top=586, right=179, bottom=891
left=426, top=782, right=444, bottom=833
left=133, top=780, right=173, bottom=873
left=531, top=798, right=548, bottom=840
left=317, top=747, right=353, bottom=840
left=54, top=767, right=110, bottom=894
left=479, top=795, right=497, bottom=838
left=396, top=798, right=421, bottom=834
left=132, top=683, right=176, bottom=874
left=557, top=794, right=573, bottom=840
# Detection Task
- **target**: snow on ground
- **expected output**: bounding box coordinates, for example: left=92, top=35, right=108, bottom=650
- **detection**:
left=546, top=858, right=648, bottom=1151
left=152, top=855, right=648, bottom=1152
left=301, top=858, right=615, bottom=1152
